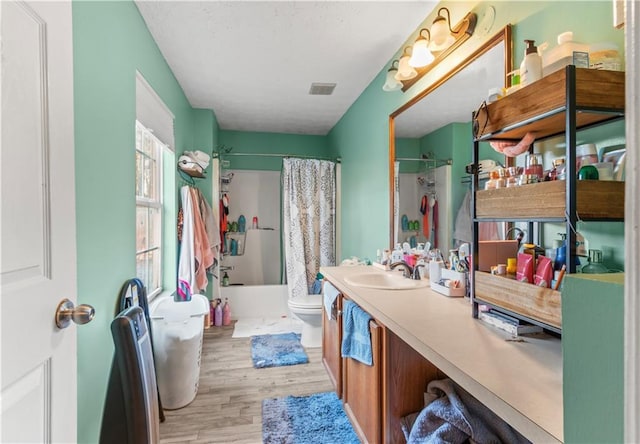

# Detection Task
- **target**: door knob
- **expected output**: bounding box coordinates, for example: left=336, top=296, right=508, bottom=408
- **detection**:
left=55, top=298, right=95, bottom=329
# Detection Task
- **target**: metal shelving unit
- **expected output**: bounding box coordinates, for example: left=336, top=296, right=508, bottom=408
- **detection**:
left=470, top=65, right=625, bottom=333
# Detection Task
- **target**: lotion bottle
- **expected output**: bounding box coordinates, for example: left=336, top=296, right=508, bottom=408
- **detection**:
left=214, top=298, right=223, bottom=326
left=520, top=40, right=543, bottom=86
left=222, top=298, right=231, bottom=326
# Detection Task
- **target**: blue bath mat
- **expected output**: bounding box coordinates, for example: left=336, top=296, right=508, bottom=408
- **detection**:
left=250, top=332, right=309, bottom=369
left=262, top=391, right=359, bottom=444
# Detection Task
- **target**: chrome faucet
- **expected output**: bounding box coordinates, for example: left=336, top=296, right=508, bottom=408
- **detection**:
left=412, top=263, right=425, bottom=280
left=390, top=261, right=415, bottom=279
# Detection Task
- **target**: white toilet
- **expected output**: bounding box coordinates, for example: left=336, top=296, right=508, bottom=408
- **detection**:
left=288, top=294, right=323, bottom=348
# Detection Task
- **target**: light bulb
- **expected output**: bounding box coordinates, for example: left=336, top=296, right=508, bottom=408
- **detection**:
left=382, top=68, right=402, bottom=92
left=395, top=54, right=417, bottom=80
left=409, top=38, right=434, bottom=68
left=429, top=17, right=455, bottom=51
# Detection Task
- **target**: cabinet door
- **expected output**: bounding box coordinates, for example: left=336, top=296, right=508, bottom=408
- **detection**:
left=343, top=319, right=383, bottom=444
left=321, top=293, right=342, bottom=396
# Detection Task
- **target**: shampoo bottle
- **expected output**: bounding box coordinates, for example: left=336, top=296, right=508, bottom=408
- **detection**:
left=520, top=40, right=542, bottom=87
left=222, top=298, right=231, bottom=326
left=214, top=298, right=223, bottom=327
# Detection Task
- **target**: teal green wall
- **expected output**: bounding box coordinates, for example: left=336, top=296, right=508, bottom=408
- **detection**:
left=73, top=2, right=216, bottom=442
left=395, top=138, right=421, bottom=173
left=191, top=109, right=219, bottom=204
left=219, top=130, right=332, bottom=171
left=563, top=273, right=624, bottom=443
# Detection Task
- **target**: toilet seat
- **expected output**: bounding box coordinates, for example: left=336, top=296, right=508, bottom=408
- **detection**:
left=288, top=294, right=322, bottom=309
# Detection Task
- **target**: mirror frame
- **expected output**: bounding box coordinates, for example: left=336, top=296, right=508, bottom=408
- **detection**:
left=388, top=25, right=512, bottom=248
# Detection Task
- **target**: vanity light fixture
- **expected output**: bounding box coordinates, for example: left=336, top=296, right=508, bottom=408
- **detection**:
left=409, top=29, right=435, bottom=68
left=429, top=7, right=456, bottom=52
left=395, top=47, right=418, bottom=81
left=382, top=60, right=403, bottom=92
left=396, top=8, right=477, bottom=92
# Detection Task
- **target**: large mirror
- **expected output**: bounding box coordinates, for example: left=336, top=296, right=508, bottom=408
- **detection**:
left=389, top=25, right=512, bottom=250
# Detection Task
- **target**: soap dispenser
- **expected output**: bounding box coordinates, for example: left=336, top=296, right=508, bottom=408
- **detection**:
left=520, top=39, right=543, bottom=86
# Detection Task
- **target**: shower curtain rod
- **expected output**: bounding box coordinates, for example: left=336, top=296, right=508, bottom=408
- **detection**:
left=396, top=157, right=452, bottom=165
left=214, top=152, right=341, bottom=162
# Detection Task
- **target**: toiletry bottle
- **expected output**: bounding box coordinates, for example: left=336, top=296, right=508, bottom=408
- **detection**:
left=578, top=164, right=599, bottom=180
left=520, top=40, right=543, bottom=86
left=252, top=216, right=258, bottom=229
left=214, top=298, right=223, bottom=327
left=525, top=153, right=543, bottom=181
left=222, top=272, right=229, bottom=287
left=222, top=298, right=231, bottom=326
left=391, top=244, right=403, bottom=262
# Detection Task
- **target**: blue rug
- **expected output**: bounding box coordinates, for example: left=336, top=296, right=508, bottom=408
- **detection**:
left=250, top=332, right=309, bottom=369
left=262, top=391, right=359, bottom=444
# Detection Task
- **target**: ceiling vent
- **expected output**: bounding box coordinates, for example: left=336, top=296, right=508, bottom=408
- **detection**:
left=309, top=83, right=336, bottom=95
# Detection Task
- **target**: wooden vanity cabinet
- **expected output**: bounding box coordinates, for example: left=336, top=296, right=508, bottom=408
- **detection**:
left=321, top=292, right=343, bottom=396
left=326, top=291, right=442, bottom=444
left=383, top=330, right=444, bottom=444
left=342, top=305, right=383, bottom=444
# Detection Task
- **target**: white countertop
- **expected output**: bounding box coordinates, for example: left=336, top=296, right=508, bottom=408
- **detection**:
left=321, top=265, right=563, bottom=443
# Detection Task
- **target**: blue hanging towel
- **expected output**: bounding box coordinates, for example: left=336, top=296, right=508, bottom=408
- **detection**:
left=341, top=300, right=373, bottom=366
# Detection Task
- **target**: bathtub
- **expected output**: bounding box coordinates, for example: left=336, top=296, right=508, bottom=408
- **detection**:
left=220, top=284, right=291, bottom=319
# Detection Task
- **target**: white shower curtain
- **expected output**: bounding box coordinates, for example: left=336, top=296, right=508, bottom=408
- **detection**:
left=282, top=158, right=336, bottom=300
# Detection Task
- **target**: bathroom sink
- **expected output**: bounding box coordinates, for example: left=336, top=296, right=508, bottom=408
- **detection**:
left=344, top=272, right=428, bottom=290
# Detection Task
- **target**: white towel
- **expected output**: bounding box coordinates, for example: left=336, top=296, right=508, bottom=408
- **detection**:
left=183, top=150, right=210, bottom=170
left=178, top=186, right=197, bottom=299
left=323, top=281, right=340, bottom=318
left=178, top=155, right=203, bottom=174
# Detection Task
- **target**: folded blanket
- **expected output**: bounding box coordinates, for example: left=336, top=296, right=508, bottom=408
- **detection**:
left=407, top=378, right=530, bottom=444
left=323, top=281, right=340, bottom=318
left=340, top=300, right=373, bottom=366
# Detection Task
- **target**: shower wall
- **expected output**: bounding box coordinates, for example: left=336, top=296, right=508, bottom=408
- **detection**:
left=221, top=169, right=281, bottom=285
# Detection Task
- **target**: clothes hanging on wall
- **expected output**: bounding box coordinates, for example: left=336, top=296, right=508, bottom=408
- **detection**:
left=197, top=189, right=220, bottom=274
left=432, top=199, right=439, bottom=249
left=219, top=193, right=229, bottom=253
left=420, top=195, right=429, bottom=238
left=190, top=187, right=214, bottom=291
left=178, top=186, right=196, bottom=300
left=178, top=185, right=216, bottom=299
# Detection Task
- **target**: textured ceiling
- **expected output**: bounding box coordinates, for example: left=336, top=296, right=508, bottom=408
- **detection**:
left=135, top=1, right=438, bottom=136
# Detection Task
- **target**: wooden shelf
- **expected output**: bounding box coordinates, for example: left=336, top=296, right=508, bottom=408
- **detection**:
left=475, top=68, right=625, bottom=141
left=474, top=271, right=562, bottom=329
left=475, top=180, right=625, bottom=220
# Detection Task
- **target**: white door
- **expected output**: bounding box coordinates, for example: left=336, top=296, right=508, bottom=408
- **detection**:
left=1, top=1, right=85, bottom=442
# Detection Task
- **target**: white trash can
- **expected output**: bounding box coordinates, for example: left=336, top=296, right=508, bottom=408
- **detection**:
left=150, top=294, right=209, bottom=409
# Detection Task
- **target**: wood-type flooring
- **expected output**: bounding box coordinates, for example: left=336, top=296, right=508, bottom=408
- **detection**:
left=159, top=322, right=333, bottom=443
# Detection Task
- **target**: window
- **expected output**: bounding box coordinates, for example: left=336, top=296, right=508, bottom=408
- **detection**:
left=136, top=121, right=165, bottom=297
